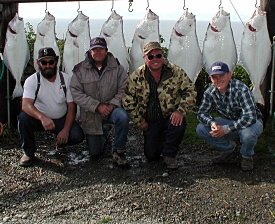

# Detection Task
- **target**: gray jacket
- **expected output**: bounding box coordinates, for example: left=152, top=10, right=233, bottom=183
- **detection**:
left=70, top=52, right=128, bottom=135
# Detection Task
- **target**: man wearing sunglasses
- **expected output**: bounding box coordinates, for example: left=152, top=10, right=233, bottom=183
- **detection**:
left=123, top=42, right=196, bottom=169
left=70, top=37, right=129, bottom=168
left=196, top=61, right=263, bottom=171
left=18, top=47, right=84, bottom=167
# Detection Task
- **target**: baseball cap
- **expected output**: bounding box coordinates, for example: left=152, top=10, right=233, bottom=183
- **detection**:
left=209, top=61, right=230, bottom=75
left=38, top=47, right=58, bottom=61
left=90, top=37, right=107, bottom=50
left=143, top=42, right=162, bottom=55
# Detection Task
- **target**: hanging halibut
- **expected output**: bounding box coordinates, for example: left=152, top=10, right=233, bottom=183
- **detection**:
left=168, top=9, right=202, bottom=83
left=100, top=10, right=129, bottom=72
left=63, top=11, right=91, bottom=77
left=129, top=9, right=160, bottom=73
left=239, top=6, right=271, bottom=105
left=33, top=11, right=60, bottom=71
left=202, top=8, right=237, bottom=74
left=3, top=13, right=30, bottom=99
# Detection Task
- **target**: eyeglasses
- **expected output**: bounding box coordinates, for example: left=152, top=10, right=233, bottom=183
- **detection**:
left=40, top=60, right=55, bottom=66
left=147, top=54, right=163, bottom=60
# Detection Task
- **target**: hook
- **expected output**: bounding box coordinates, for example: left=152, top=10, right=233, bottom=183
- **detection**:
left=255, top=0, right=258, bottom=8
left=45, top=2, right=48, bottom=13
left=77, top=1, right=81, bottom=12
left=146, top=0, right=150, bottom=10
left=128, top=0, right=133, bottom=12
left=219, top=0, right=222, bottom=9
left=111, top=0, right=114, bottom=12
left=183, top=0, right=186, bottom=10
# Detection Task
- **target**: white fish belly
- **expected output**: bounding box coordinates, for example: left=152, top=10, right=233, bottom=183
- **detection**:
left=3, top=19, right=30, bottom=99
left=239, top=28, right=271, bottom=105
left=33, top=13, right=60, bottom=71
left=129, top=10, right=160, bottom=73
left=203, top=27, right=237, bottom=74
left=63, top=12, right=90, bottom=77
left=168, top=34, right=202, bottom=83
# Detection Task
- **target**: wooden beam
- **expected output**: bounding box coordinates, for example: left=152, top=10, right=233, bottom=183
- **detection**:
left=0, top=0, right=111, bottom=3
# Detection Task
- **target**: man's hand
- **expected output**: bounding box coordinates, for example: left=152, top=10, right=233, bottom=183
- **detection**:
left=97, top=103, right=114, bottom=119
left=139, top=120, right=148, bottom=131
left=170, top=111, right=184, bottom=126
left=40, top=116, right=55, bottom=131
left=56, top=128, right=69, bottom=145
left=209, top=122, right=225, bottom=137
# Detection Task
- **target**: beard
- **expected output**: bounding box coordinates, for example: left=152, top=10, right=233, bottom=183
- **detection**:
left=39, top=66, right=57, bottom=79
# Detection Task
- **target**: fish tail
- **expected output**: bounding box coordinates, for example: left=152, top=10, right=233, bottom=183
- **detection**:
left=12, top=83, right=23, bottom=99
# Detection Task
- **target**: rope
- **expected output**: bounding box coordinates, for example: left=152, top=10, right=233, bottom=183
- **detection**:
left=228, top=0, right=245, bottom=27
left=0, top=61, right=5, bottom=81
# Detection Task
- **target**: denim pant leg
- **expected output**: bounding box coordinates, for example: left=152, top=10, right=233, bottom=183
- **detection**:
left=53, top=117, right=85, bottom=145
left=86, top=134, right=106, bottom=157
left=238, top=119, right=263, bottom=157
left=196, top=117, right=237, bottom=152
left=107, top=108, right=129, bottom=152
left=143, top=120, right=165, bottom=161
left=18, top=112, right=44, bottom=157
left=162, top=118, right=187, bottom=157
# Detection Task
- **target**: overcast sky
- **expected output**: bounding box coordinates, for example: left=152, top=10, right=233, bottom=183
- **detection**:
left=19, top=0, right=258, bottom=22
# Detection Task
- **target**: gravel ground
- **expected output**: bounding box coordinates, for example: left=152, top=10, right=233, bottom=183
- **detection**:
left=0, top=125, right=275, bottom=224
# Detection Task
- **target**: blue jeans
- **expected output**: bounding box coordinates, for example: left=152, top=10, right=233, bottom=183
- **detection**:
left=18, top=112, right=85, bottom=157
left=86, top=108, right=129, bottom=157
left=143, top=117, right=186, bottom=161
left=196, top=117, right=263, bottom=157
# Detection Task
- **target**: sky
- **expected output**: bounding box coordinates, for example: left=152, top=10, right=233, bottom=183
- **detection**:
left=18, top=0, right=259, bottom=23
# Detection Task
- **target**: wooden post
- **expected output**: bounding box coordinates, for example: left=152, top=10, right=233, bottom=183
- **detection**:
left=261, top=0, right=275, bottom=121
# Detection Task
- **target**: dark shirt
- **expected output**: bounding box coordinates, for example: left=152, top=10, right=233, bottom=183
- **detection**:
left=145, top=68, right=163, bottom=122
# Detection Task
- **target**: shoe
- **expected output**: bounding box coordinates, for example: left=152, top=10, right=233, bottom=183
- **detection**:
left=19, top=154, right=34, bottom=167
left=241, top=157, right=254, bottom=171
left=163, top=156, right=178, bottom=170
left=112, top=151, right=130, bottom=169
left=212, top=149, right=238, bottom=164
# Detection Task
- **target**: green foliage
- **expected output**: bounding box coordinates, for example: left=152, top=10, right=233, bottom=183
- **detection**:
left=233, top=65, right=252, bottom=88
left=24, top=22, right=36, bottom=68
left=99, top=216, right=112, bottom=223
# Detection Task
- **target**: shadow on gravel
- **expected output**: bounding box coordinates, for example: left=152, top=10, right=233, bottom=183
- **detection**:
left=1, top=126, right=275, bottom=215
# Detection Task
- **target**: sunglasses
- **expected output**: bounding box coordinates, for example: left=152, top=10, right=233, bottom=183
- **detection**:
left=147, top=54, right=163, bottom=60
left=40, top=60, right=55, bottom=66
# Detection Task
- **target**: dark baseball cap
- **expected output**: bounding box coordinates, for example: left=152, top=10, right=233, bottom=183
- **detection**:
left=209, top=61, right=230, bottom=75
left=90, top=37, right=107, bottom=50
left=38, top=47, right=58, bottom=61
left=143, top=42, right=162, bottom=55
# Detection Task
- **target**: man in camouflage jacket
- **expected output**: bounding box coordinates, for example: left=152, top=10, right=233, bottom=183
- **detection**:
left=123, top=42, right=196, bottom=169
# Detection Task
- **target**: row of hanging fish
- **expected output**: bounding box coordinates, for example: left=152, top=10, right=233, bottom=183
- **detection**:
left=2, top=5, right=272, bottom=106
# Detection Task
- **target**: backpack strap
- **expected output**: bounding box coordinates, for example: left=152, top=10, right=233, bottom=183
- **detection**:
left=33, top=72, right=40, bottom=104
left=59, top=71, right=67, bottom=98
left=33, top=72, right=67, bottom=105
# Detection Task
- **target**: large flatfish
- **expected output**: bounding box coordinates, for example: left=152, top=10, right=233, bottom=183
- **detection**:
left=63, top=11, right=90, bottom=77
left=167, top=9, right=202, bottom=83
left=202, top=8, right=237, bottom=74
left=129, top=9, right=160, bottom=73
left=100, top=10, right=129, bottom=72
left=33, top=11, right=60, bottom=71
left=239, top=6, right=271, bottom=105
left=3, top=13, right=30, bottom=99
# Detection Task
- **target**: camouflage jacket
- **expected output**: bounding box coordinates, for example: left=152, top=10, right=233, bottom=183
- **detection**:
left=122, top=60, right=197, bottom=127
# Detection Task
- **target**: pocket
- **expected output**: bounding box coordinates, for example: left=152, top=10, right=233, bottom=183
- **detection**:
left=80, top=77, right=99, bottom=96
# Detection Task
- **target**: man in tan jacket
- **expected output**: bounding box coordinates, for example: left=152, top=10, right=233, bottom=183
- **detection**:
left=70, top=37, right=129, bottom=168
